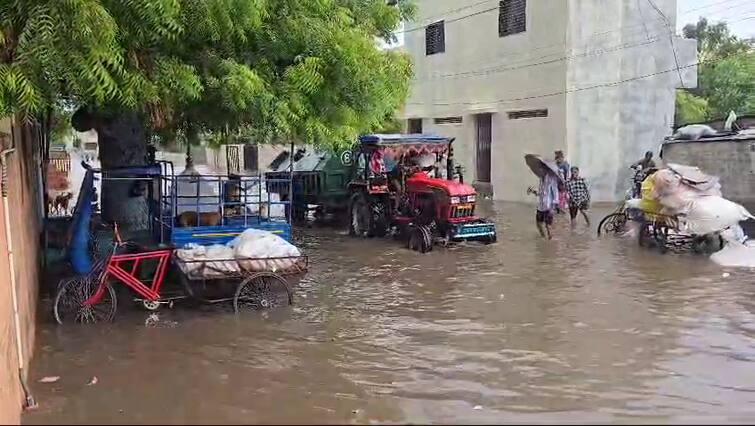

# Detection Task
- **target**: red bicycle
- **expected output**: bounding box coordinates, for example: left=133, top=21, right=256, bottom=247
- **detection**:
left=53, top=224, right=306, bottom=324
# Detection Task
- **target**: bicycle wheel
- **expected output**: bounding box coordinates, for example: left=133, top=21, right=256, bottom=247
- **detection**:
left=597, top=212, right=627, bottom=236
left=234, top=273, right=292, bottom=313
left=53, top=276, right=117, bottom=325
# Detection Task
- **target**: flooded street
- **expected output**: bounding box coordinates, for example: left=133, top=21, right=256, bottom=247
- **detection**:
left=24, top=203, right=755, bottom=424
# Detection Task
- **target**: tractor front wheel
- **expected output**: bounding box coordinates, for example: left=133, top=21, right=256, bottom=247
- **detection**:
left=407, top=225, right=433, bottom=253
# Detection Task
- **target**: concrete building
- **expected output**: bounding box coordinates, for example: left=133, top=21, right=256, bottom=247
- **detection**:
left=401, top=0, right=697, bottom=201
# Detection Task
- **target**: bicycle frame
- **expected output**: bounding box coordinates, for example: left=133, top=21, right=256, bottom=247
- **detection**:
left=83, top=224, right=173, bottom=306
left=83, top=250, right=173, bottom=306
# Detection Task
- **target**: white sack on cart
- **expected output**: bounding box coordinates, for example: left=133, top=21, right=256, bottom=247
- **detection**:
left=204, top=244, right=240, bottom=274
left=175, top=244, right=206, bottom=275
left=175, top=243, right=239, bottom=277
left=230, top=228, right=300, bottom=272
left=652, top=168, right=722, bottom=215
left=677, top=196, right=754, bottom=236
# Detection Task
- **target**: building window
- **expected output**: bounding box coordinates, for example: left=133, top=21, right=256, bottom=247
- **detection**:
left=434, top=116, right=463, bottom=125
left=499, top=0, right=526, bottom=37
left=425, top=21, right=445, bottom=55
left=508, top=109, right=547, bottom=119
left=408, top=118, right=423, bottom=134
left=244, top=144, right=259, bottom=172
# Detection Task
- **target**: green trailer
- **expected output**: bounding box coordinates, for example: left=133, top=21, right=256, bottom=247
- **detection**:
left=265, top=147, right=354, bottom=221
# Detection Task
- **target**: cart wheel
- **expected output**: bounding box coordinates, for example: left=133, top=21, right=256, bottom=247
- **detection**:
left=655, top=226, right=669, bottom=254
left=597, top=212, right=627, bottom=237
left=638, top=222, right=651, bottom=248
left=53, top=276, right=117, bottom=325
left=234, top=273, right=292, bottom=313
left=142, top=300, right=161, bottom=311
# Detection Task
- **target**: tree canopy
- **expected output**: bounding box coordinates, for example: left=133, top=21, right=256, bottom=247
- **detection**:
left=1, top=0, right=415, bottom=149
left=676, top=18, right=754, bottom=125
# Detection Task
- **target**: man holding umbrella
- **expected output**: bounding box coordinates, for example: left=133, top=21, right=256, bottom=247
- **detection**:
left=525, top=154, right=562, bottom=239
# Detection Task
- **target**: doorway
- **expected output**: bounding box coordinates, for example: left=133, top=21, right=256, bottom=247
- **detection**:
left=408, top=118, right=423, bottom=134
left=475, top=113, right=492, bottom=183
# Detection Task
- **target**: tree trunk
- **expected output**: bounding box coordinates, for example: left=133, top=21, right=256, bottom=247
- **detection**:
left=95, top=111, right=149, bottom=231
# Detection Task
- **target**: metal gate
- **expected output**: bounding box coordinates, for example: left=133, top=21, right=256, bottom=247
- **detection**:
left=226, top=145, right=240, bottom=174
left=475, top=113, right=492, bottom=183
left=49, top=148, right=71, bottom=173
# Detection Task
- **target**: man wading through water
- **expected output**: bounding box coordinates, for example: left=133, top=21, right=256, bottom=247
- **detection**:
left=527, top=168, right=559, bottom=239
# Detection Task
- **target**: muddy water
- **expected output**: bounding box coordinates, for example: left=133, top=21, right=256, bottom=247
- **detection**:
left=24, top=203, right=755, bottom=424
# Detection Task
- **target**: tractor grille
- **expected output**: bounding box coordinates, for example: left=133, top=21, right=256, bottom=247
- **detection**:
left=450, top=204, right=475, bottom=218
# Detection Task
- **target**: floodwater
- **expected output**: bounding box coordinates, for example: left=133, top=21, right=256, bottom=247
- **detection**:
left=24, top=203, right=755, bottom=424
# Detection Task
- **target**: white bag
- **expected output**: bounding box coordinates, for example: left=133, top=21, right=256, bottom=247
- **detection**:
left=673, top=124, right=717, bottom=140
left=231, top=228, right=300, bottom=272
left=678, top=196, right=754, bottom=235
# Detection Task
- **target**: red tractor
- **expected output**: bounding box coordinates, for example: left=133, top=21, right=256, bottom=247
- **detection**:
left=347, top=134, right=497, bottom=252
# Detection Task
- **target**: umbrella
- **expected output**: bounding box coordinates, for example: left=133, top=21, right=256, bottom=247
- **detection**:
left=524, top=154, right=563, bottom=181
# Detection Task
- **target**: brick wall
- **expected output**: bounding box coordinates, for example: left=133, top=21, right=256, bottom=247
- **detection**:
left=662, top=138, right=755, bottom=205
left=0, top=118, right=43, bottom=424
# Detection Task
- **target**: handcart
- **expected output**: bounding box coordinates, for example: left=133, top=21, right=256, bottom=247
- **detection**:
left=53, top=156, right=306, bottom=324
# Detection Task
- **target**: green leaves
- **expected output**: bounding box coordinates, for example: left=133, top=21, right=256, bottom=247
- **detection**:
left=698, top=52, right=755, bottom=118
left=0, top=0, right=414, bottom=151
left=675, top=90, right=709, bottom=126
left=680, top=18, right=754, bottom=120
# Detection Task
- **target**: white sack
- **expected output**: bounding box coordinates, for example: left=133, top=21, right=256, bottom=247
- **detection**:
left=673, top=124, right=717, bottom=140
left=678, top=196, right=754, bottom=235
left=175, top=243, right=239, bottom=277
left=231, top=228, right=300, bottom=272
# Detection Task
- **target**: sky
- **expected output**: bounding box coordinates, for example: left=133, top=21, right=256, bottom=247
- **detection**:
left=677, top=0, right=755, bottom=39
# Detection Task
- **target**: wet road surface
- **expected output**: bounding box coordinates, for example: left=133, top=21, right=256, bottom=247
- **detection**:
left=24, top=203, right=755, bottom=424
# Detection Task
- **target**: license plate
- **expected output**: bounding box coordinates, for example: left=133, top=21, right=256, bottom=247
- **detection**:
left=456, top=204, right=472, bottom=209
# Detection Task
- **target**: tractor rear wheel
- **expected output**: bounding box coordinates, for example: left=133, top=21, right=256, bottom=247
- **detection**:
left=349, top=193, right=371, bottom=237
left=348, top=192, right=388, bottom=238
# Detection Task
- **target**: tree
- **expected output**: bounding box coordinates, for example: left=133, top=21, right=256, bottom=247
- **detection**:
left=677, top=18, right=755, bottom=121
left=674, top=90, right=709, bottom=127
left=697, top=52, right=755, bottom=117
left=1, top=0, right=414, bottom=229
left=682, top=18, right=751, bottom=63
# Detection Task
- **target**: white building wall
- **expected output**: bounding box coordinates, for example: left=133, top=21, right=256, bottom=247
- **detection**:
left=404, top=0, right=569, bottom=200
left=565, top=0, right=697, bottom=200
left=403, top=0, right=697, bottom=202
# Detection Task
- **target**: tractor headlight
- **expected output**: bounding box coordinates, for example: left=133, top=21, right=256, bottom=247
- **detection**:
left=450, top=196, right=460, bottom=204
left=466, top=195, right=476, bottom=203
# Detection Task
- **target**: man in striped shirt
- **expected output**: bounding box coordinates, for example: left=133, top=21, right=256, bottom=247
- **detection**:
left=566, top=166, right=591, bottom=227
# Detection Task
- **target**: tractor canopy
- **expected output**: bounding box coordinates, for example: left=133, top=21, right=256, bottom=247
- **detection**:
left=358, top=134, right=453, bottom=157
